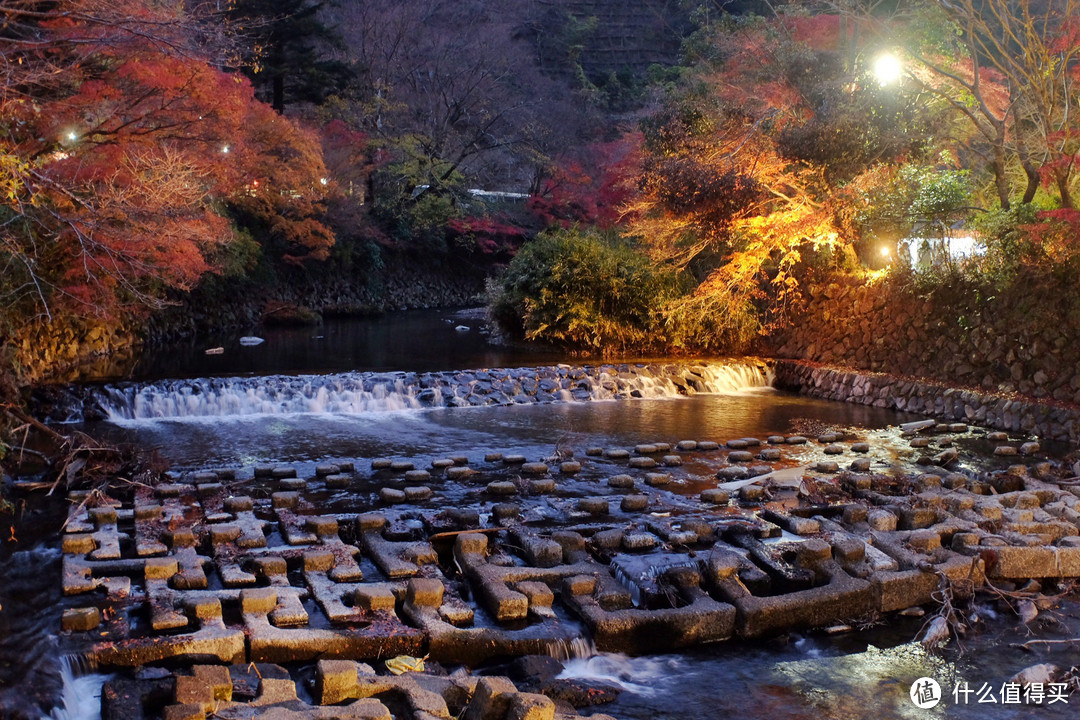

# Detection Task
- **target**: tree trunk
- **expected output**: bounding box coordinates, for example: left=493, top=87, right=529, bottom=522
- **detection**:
left=992, top=149, right=1010, bottom=210
left=1021, top=163, right=1040, bottom=205
left=1056, top=170, right=1075, bottom=209
left=273, top=74, right=285, bottom=115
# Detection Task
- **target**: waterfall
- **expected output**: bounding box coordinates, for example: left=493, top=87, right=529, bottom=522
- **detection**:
left=79, top=361, right=775, bottom=422
left=556, top=653, right=687, bottom=697
left=48, top=653, right=108, bottom=720
left=545, top=636, right=599, bottom=661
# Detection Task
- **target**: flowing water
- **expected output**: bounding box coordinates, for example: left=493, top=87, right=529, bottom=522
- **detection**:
left=16, top=309, right=1080, bottom=719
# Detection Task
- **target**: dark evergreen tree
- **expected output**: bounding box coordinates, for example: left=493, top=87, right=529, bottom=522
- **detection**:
left=228, top=0, right=353, bottom=113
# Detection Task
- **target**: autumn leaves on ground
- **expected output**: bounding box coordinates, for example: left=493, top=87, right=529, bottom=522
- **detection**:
left=3, top=0, right=1080, bottom=394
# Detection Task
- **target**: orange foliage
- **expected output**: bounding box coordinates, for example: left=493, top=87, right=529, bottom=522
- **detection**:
left=1, top=0, right=333, bottom=316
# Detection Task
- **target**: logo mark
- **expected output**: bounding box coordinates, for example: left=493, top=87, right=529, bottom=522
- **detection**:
left=910, top=677, right=942, bottom=709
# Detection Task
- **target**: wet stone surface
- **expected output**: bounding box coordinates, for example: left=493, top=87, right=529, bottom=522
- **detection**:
left=55, top=420, right=1080, bottom=717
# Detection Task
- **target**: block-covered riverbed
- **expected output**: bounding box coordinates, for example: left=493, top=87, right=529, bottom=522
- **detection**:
left=51, top=419, right=1080, bottom=719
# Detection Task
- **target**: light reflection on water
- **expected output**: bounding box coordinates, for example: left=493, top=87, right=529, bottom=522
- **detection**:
left=91, top=390, right=923, bottom=471
left=587, top=637, right=1079, bottom=720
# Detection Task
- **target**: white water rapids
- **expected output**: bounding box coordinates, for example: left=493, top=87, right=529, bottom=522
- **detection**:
left=85, top=362, right=775, bottom=422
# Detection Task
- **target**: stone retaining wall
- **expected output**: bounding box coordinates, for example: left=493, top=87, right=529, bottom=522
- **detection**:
left=774, top=359, right=1080, bottom=443
left=11, top=257, right=488, bottom=385
left=772, top=276, right=1080, bottom=405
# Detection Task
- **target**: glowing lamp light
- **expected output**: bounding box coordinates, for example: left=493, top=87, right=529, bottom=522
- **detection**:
left=880, top=246, right=891, bottom=257
left=874, top=53, right=903, bottom=86
left=221, top=144, right=230, bottom=154
left=319, top=177, right=328, bottom=186
left=65, top=131, right=78, bottom=142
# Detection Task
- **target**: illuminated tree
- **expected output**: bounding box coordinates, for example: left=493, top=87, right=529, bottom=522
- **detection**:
left=0, top=0, right=333, bottom=321
left=832, top=0, right=1080, bottom=209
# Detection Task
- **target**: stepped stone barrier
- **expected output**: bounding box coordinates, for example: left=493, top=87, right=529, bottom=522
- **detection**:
left=57, top=422, right=1080, bottom=716
left=73, top=361, right=773, bottom=421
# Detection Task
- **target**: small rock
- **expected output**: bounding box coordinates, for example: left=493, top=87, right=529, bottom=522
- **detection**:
left=404, top=486, right=433, bottom=502
left=607, top=474, right=635, bottom=488
left=622, top=532, right=658, bottom=550
left=994, top=446, right=1018, bottom=456
left=700, top=489, right=730, bottom=504
left=380, top=488, right=406, bottom=504
left=1019, top=441, right=1040, bottom=455
left=576, top=498, right=609, bottom=515
left=446, top=466, right=476, bottom=480
left=717, top=465, right=749, bottom=480
left=740, top=485, right=766, bottom=502
left=528, top=478, right=555, bottom=494
left=644, top=473, right=670, bottom=486
left=486, top=481, right=518, bottom=496
left=849, top=458, right=872, bottom=472
left=1010, top=664, right=1060, bottom=687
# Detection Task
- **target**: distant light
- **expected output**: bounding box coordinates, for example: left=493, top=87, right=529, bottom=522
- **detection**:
left=66, top=131, right=78, bottom=142
left=252, top=179, right=259, bottom=187
left=319, top=177, right=328, bottom=186
left=874, top=53, right=903, bottom=86
left=880, top=246, right=891, bottom=257
left=221, top=144, right=230, bottom=154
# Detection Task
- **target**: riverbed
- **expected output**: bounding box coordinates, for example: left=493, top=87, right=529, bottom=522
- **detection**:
left=9, top=310, right=1080, bottom=720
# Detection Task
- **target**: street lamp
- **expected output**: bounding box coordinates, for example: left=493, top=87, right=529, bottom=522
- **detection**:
left=873, top=53, right=903, bottom=86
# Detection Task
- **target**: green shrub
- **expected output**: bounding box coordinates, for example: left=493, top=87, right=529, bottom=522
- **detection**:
left=489, top=227, right=678, bottom=353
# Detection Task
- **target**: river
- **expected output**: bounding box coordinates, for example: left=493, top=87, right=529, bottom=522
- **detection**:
left=11, top=309, right=1080, bottom=720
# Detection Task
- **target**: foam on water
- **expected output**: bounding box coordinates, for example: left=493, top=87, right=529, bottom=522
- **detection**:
left=557, top=652, right=687, bottom=697
left=48, top=654, right=110, bottom=720
left=84, top=362, right=775, bottom=422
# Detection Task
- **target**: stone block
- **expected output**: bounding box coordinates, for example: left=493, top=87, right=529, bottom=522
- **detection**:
left=62, top=607, right=100, bottom=632
left=316, top=659, right=359, bottom=705
left=465, top=677, right=518, bottom=720
left=507, top=693, right=556, bottom=720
